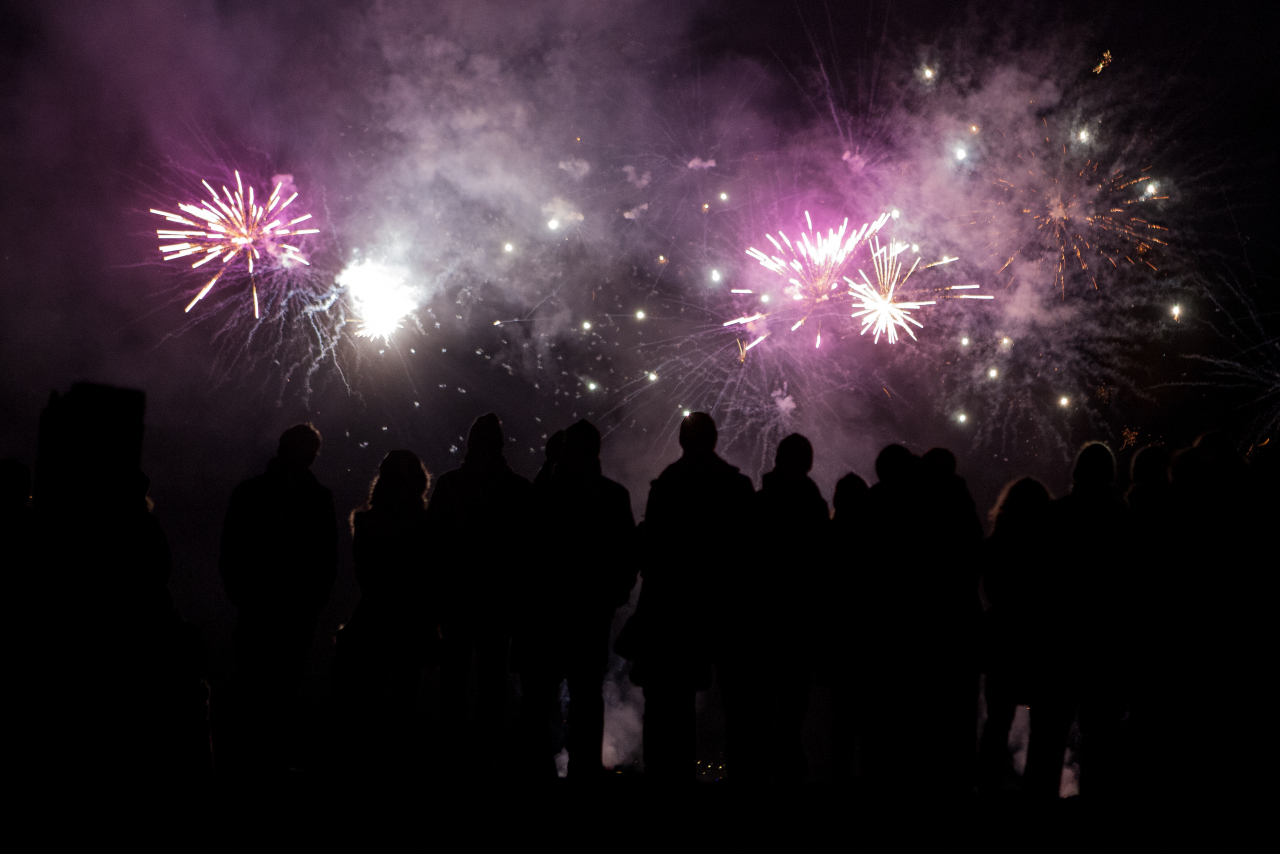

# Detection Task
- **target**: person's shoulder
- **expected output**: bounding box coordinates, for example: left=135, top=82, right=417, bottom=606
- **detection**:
left=230, top=471, right=268, bottom=500
left=654, top=459, right=684, bottom=484
left=726, top=464, right=754, bottom=492
left=433, top=467, right=464, bottom=489
left=599, top=475, right=630, bottom=502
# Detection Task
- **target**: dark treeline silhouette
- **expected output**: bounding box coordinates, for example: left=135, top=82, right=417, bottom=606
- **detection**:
left=6, top=385, right=1275, bottom=802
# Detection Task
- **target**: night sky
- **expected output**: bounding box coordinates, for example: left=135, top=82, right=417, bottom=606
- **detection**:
left=0, top=0, right=1272, bottom=760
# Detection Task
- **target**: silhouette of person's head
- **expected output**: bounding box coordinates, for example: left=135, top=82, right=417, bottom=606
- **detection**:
left=1131, top=445, right=1171, bottom=489
left=278, top=423, right=322, bottom=468
left=875, top=444, right=916, bottom=485
left=467, top=413, right=504, bottom=458
left=371, top=450, right=430, bottom=510
left=679, top=412, right=717, bottom=455
left=544, top=430, right=566, bottom=465
left=564, top=419, right=602, bottom=463
left=775, top=433, right=813, bottom=474
left=133, top=470, right=154, bottom=513
left=1248, top=440, right=1277, bottom=483
left=1192, top=431, right=1246, bottom=482
left=0, top=458, right=31, bottom=513
left=833, top=472, right=869, bottom=516
left=1072, top=442, right=1115, bottom=494
left=922, top=447, right=957, bottom=478
left=990, top=477, right=1051, bottom=535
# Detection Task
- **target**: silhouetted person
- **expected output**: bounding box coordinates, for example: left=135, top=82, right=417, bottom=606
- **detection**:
left=859, top=443, right=981, bottom=797
left=533, top=430, right=565, bottom=489
left=517, top=420, right=636, bottom=780
left=753, top=433, right=828, bottom=782
left=336, top=451, right=435, bottom=774
left=617, top=412, right=754, bottom=784
left=1050, top=441, right=1129, bottom=799
left=1119, top=444, right=1184, bottom=797
left=32, top=384, right=210, bottom=777
left=426, top=413, right=534, bottom=776
left=221, top=423, right=337, bottom=772
left=1164, top=433, right=1261, bottom=797
left=825, top=471, right=869, bottom=778
left=1, top=458, right=32, bottom=581
left=920, top=446, right=984, bottom=793
left=977, top=477, right=1065, bottom=796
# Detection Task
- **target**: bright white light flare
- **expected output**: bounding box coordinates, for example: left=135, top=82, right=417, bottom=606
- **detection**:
left=337, top=260, right=417, bottom=342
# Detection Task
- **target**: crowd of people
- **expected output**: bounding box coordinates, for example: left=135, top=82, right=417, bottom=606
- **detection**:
left=4, top=382, right=1275, bottom=800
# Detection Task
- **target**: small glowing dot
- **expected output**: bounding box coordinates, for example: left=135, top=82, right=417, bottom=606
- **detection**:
left=582, top=321, right=591, bottom=330
left=636, top=310, right=646, bottom=319
left=719, top=192, right=728, bottom=200
left=958, top=413, right=967, bottom=423
left=711, top=270, right=721, bottom=282
left=955, top=148, right=967, bottom=160
left=658, top=255, right=666, bottom=262
left=1002, top=337, right=1011, bottom=345
left=761, top=294, right=770, bottom=303
left=682, top=410, right=691, bottom=417
left=924, top=68, right=934, bottom=79
left=961, top=337, right=970, bottom=346
left=1172, top=304, right=1181, bottom=318
left=548, top=219, right=560, bottom=230
left=1060, top=397, right=1070, bottom=407
left=989, top=368, right=998, bottom=378
left=891, top=209, right=900, bottom=219
left=648, top=373, right=658, bottom=381
left=911, top=244, right=920, bottom=253
left=703, top=203, right=710, bottom=211
left=1146, top=183, right=1158, bottom=195
left=588, top=382, right=597, bottom=390
left=1078, top=130, right=1089, bottom=142
left=970, top=125, right=978, bottom=133
left=503, top=243, right=513, bottom=252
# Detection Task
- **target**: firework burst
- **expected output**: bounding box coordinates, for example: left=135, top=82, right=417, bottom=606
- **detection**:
left=151, top=171, right=319, bottom=318
left=976, top=131, right=1170, bottom=296
left=848, top=237, right=991, bottom=343
left=336, top=259, right=419, bottom=343
left=744, top=211, right=890, bottom=346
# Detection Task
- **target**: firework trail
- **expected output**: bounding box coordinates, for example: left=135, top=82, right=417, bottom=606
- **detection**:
left=1176, top=274, right=1280, bottom=442
left=151, top=171, right=319, bottom=318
